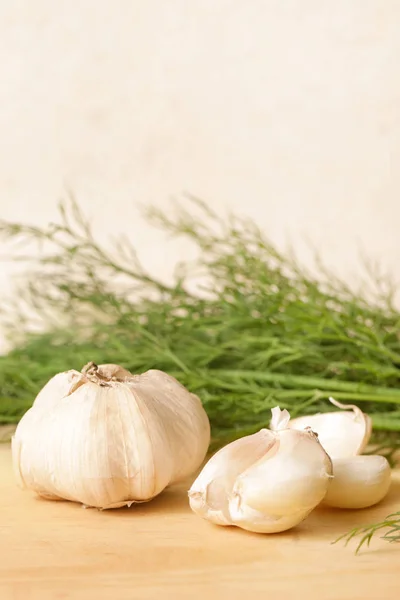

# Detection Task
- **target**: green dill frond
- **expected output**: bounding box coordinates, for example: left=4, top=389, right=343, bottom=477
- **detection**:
left=334, top=511, right=400, bottom=553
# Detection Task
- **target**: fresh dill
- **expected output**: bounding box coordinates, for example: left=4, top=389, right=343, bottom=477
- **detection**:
left=334, top=511, right=400, bottom=552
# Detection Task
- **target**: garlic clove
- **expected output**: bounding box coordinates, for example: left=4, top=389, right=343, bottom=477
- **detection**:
left=126, top=368, right=211, bottom=482
left=11, top=369, right=85, bottom=494
left=33, top=369, right=84, bottom=409
left=281, top=398, right=372, bottom=459
left=323, top=455, right=391, bottom=509
left=188, top=429, right=278, bottom=526
left=229, top=428, right=333, bottom=533
left=189, top=406, right=334, bottom=534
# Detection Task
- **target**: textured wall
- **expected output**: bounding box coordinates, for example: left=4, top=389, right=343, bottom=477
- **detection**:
left=1, top=1, right=400, bottom=348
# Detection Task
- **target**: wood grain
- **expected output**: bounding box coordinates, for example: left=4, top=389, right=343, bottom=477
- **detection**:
left=0, top=444, right=399, bottom=600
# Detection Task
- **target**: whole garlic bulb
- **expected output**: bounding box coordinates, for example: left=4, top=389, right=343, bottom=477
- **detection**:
left=12, top=362, right=210, bottom=509
left=188, top=407, right=333, bottom=533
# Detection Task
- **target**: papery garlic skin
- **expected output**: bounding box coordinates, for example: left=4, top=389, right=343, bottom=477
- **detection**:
left=32, top=370, right=83, bottom=410
left=323, top=455, right=391, bottom=509
left=229, top=428, right=333, bottom=533
left=188, top=407, right=333, bottom=534
left=188, top=429, right=278, bottom=525
left=11, top=369, right=85, bottom=499
left=281, top=398, right=372, bottom=459
left=12, top=363, right=210, bottom=509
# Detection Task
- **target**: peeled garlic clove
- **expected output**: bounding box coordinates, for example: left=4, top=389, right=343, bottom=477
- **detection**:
left=188, top=429, right=277, bottom=525
left=323, top=455, right=391, bottom=509
left=283, top=398, right=372, bottom=459
left=12, top=363, right=210, bottom=509
left=229, top=428, right=333, bottom=533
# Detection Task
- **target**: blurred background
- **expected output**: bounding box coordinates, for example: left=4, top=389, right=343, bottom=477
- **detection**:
left=1, top=1, right=400, bottom=351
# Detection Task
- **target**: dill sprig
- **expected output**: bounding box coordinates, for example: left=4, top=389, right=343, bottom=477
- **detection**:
left=334, top=511, right=400, bottom=553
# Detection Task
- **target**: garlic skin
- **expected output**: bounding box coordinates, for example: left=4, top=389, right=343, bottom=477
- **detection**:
left=280, top=398, right=372, bottom=459
left=229, top=428, right=333, bottom=533
left=323, top=455, right=391, bottom=509
left=189, top=407, right=333, bottom=533
left=12, top=363, right=210, bottom=509
left=188, top=429, right=277, bottom=525
left=32, top=369, right=84, bottom=410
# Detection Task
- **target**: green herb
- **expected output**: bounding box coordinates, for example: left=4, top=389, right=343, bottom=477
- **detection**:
left=334, top=511, right=400, bottom=553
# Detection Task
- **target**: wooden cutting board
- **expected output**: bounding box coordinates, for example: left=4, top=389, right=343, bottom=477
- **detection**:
left=0, top=444, right=399, bottom=600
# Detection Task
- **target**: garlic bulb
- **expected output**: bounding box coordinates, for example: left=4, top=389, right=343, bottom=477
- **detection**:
left=188, top=407, right=333, bottom=533
left=323, top=455, right=391, bottom=509
left=278, top=398, right=372, bottom=459
left=12, top=362, right=210, bottom=509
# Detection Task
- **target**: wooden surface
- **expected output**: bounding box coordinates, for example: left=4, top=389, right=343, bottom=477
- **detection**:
left=0, top=445, right=399, bottom=600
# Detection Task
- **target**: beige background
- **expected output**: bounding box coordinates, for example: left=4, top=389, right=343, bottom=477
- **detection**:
left=1, top=1, right=400, bottom=348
